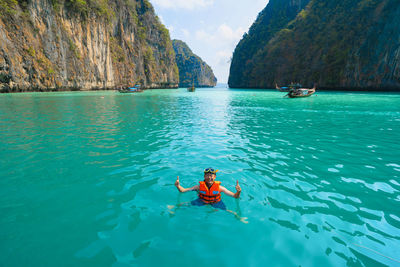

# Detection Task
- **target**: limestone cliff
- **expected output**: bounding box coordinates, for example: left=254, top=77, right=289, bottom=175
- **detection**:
left=172, top=39, right=216, bottom=88
left=229, top=0, right=310, bottom=88
left=0, top=0, right=179, bottom=92
left=229, top=0, right=400, bottom=91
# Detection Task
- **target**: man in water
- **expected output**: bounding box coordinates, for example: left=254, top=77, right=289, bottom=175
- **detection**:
left=174, top=167, right=241, bottom=210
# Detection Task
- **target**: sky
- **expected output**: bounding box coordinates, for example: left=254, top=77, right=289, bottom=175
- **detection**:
left=149, top=0, right=269, bottom=83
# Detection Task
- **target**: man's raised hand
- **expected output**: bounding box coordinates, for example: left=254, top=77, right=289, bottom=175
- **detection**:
left=175, top=176, right=180, bottom=187
left=236, top=180, right=241, bottom=192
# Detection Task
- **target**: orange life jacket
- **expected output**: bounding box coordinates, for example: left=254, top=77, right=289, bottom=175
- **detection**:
left=198, top=181, right=221, bottom=203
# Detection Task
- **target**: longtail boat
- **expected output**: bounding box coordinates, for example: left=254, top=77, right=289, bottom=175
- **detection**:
left=118, top=85, right=143, bottom=93
left=276, top=83, right=316, bottom=98
left=287, top=85, right=316, bottom=98
left=187, top=83, right=195, bottom=92
left=275, top=83, right=302, bottom=92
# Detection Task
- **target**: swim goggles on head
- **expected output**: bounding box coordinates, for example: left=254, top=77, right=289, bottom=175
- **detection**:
left=204, top=168, right=218, bottom=174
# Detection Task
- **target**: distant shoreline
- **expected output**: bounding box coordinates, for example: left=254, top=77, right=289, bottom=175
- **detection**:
left=228, top=86, right=400, bottom=92
left=3, top=86, right=400, bottom=94
left=0, top=86, right=179, bottom=94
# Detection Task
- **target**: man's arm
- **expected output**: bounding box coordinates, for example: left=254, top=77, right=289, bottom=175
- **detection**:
left=220, top=180, right=241, bottom=198
left=175, top=176, right=199, bottom=193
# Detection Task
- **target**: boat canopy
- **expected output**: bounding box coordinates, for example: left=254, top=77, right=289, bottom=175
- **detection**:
left=299, top=89, right=309, bottom=95
left=289, top=83, right=302, bottom=89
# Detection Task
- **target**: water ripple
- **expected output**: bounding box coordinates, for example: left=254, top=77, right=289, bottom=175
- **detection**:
left=1, top=90, right=400, bottom=266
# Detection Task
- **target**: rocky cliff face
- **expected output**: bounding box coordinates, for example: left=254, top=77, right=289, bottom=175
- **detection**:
left=228, top=0, right=310, bottom=88
left=0, top=0, right=179, bottom=92
left=228, top=0, right=400, bottom=91
left=172, top=39, right=216, bottom=88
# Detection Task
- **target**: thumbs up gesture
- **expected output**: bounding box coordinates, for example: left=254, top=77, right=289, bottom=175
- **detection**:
left=175, top=176, right=180, bottom=188
left=232, top=180, right=241, bottom=199
left=236, top=180, right=241, bottom=193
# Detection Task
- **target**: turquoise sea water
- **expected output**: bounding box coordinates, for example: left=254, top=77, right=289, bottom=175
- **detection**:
left=1, top=87, right=400, bottom=266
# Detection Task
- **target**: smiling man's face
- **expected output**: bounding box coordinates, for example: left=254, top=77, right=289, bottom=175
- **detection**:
left=204, top=172, right=216, bottom=185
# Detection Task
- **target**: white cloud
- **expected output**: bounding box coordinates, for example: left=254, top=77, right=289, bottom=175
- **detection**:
left=181, top=29, right=190, bottom=38
left=217, top=24, right=245, bottom=42
left=151, top=0, right=214, bottom=10
left=171, top=23, right=246, bottom=83
left=195, top=24, right=245, bottom=48
left=195, top=30, right=212, bottom=41
left=216, top=50, right=232, bottom=66
left=192, top=24, right=245, bottom=82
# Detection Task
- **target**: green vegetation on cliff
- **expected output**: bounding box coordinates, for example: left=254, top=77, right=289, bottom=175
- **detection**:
left=172, top=39, right=216, bottom=88
left=229, top=0, right=400, bottom=91
left=0, top=0, right=18, bottom=16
